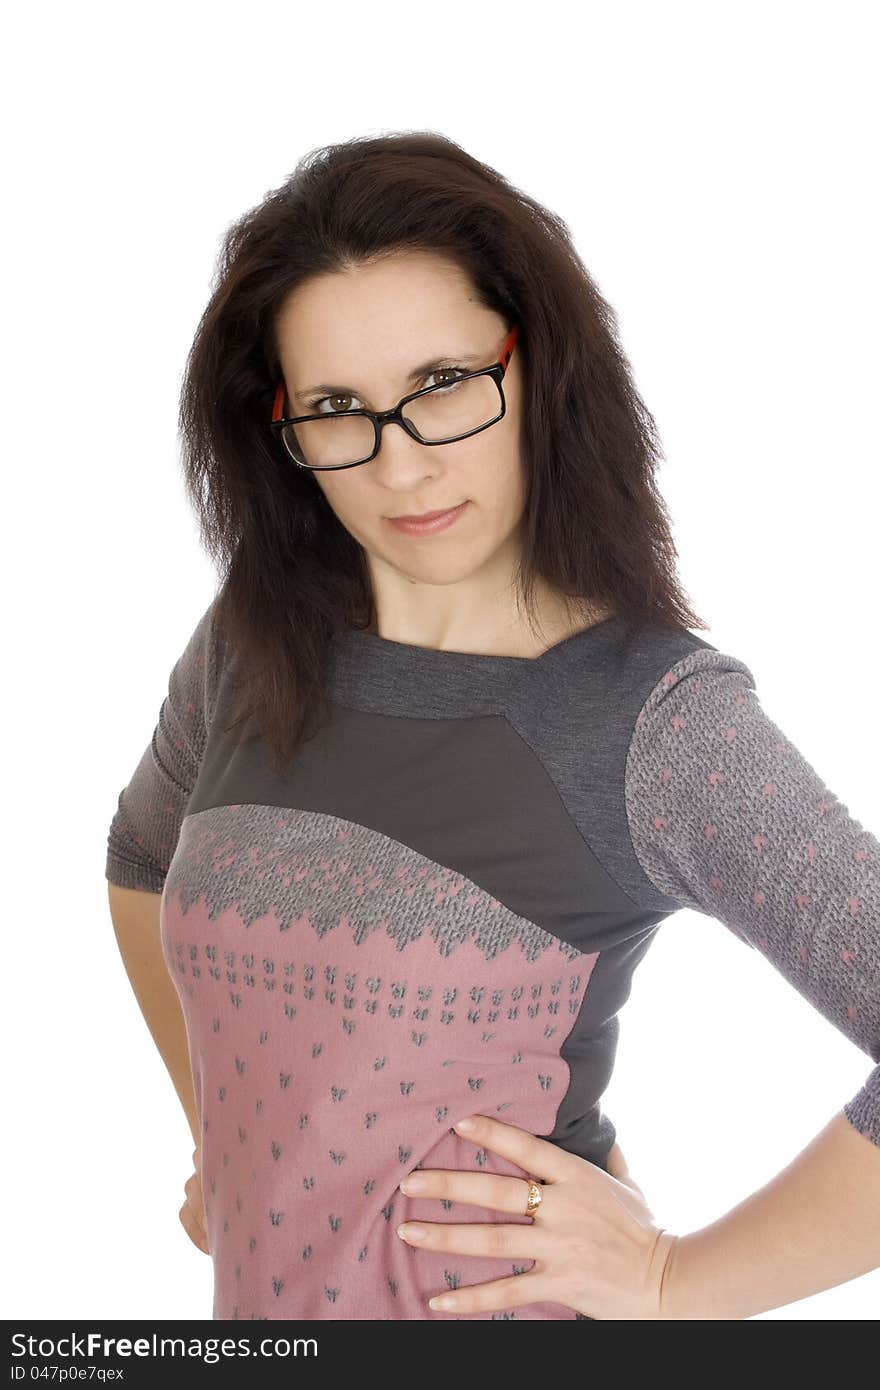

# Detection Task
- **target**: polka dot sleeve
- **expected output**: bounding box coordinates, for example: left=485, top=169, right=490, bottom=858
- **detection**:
left=624, top=646, right=880, bottom=1149
left=105, top=597, right=224, bottom=894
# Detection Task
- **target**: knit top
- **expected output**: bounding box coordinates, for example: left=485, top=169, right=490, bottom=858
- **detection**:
left=105, top=599, right=880, bottom=1321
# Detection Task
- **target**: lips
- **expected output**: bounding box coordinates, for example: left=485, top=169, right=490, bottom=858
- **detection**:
left=390, top=505, right=463, bottom=521
left=384, top=501, right=469, bottom=536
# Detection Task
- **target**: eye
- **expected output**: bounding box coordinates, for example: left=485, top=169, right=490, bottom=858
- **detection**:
left=309, top=392, right=360, bottom=416
left=305, top=366, right=468, bottom=415
left=426, top=365, right=467, bottom=391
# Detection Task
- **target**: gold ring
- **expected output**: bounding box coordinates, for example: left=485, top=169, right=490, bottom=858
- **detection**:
left=524, top=1178, right=543, bottom=1217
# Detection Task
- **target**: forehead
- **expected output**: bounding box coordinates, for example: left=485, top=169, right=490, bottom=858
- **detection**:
left=273, top=253, right=488, bottom=375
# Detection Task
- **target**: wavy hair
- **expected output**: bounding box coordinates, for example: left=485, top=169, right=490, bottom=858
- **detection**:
left=177, top=129, right=707, bottom=772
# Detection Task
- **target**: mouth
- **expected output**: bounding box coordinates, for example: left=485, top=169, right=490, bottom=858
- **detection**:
left=387, top=504, right=466, bottom=521
left=383, top=500, right=470, bottom=536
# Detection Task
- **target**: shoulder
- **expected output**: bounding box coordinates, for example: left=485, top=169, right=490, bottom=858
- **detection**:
left=622, top=632, right=764, bottom=812
left=562, top=615, right=747, bottom=716
left=161, top=591, right=232, bottom=742
left=628, top=638, right=758, bottom=735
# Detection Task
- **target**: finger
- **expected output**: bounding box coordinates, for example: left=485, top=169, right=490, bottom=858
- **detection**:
left=397, top=1219, right=552, bottom=1259
left=179, top=1201, right=210, bottom=1254
left=181, top=1198, right=207, bottom=1242
left=401, top=1169, right=551, bottom=1217
left=453, top=1114, right=577, bottom=1184
left=180, top=1194, right=207, bottom=1244
left=427, top=1271, right=553, bottom=1317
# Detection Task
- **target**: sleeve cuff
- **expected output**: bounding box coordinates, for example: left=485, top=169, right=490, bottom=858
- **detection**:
left=105, top=852, right=167, bottom=895
left=842, top=1066, right=880, bottom=1148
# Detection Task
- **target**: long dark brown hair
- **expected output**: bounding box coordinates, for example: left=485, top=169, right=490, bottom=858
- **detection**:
left=177, top=129, right=707, bottom=773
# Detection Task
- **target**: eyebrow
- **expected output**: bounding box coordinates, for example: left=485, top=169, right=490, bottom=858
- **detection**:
left=296, top=352, right=484, bottom=401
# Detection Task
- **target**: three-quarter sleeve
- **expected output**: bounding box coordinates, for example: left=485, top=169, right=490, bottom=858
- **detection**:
left=105, top=597, right=224, bottom=894
left=624, top=645, right=880, bottom=1149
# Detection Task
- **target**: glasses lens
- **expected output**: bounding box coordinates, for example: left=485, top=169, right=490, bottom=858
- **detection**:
left=282, top=414, right=376, bottom=469
left=280, top=374, right=503, bottom=469
left=403, top=374, right=502, bottom=443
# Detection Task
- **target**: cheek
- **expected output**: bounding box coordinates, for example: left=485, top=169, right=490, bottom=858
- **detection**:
left=476, top=437, right=527, bottom=517
left=315, top=477, right=373, bottom=531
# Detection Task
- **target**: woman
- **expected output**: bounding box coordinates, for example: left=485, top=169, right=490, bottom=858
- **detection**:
left=105, top=131, right=880, bottom=1321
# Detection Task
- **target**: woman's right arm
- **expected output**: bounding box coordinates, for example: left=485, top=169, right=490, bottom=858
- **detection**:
left=107, top=881, right=199, bottom=1150
left=104, top=599, right=225, bottom=1149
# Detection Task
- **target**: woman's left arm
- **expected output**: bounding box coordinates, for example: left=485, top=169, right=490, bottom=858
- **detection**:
left=625, top=645, right=880, bottom=1316
left=660, top=1108, right=880, bottom=1319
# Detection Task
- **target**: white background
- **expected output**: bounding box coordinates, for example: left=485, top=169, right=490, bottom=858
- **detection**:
left=4, top=0, right=878, bottom=1322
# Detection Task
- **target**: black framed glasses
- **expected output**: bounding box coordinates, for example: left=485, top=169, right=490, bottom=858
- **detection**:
left=270, top=323, right=519, bottom=471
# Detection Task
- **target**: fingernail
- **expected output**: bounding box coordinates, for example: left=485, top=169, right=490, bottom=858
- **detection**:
left=397, top=1223, right=426, bottom=1241
left=454, top=1117, right=475, bottom=1132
